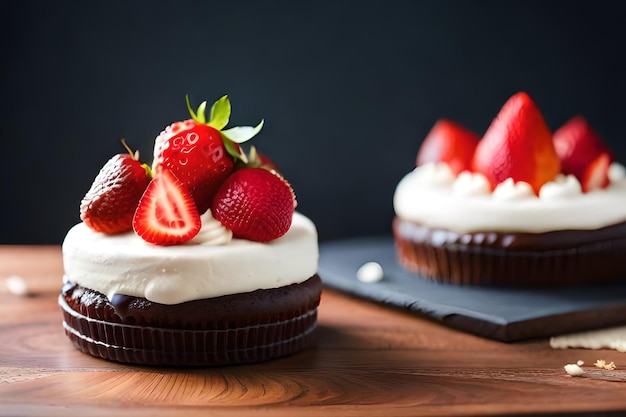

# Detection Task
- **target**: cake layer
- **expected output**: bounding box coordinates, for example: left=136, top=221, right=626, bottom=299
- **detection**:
left=61, top=275, right=322, bottom=328
left=393, top=217, right=626, bottom=286
left=60, top=275, right=322, bottom=366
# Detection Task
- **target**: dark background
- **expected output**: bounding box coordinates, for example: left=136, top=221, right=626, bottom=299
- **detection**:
left=1, top=0, right=625, bottom=245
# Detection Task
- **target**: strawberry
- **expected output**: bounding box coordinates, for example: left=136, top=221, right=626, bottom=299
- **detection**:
left=416, top=119, right=479, bottom=175
left=553, top=115, right=614, bottom=182
left=80, top=140, right=152, bottom=234
left=152, top=96, right=264, bottom=214
left=211, top=167, right=295, bottom=242
left=581, top=152, right=611, bottom=192
left=132, top=169, right=201, bottom=246
left=471, top=92, right=561, bottom=194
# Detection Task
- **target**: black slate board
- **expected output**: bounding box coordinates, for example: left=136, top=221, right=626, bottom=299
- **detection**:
left=318, top=236, right=626, bottom=342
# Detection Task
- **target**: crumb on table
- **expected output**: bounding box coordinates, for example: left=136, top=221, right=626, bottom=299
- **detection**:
left=5, top=275, right=30, bottom=296
left=595, top=359, right=617, bottom=370
left=564, top=363, right=585, bottom=377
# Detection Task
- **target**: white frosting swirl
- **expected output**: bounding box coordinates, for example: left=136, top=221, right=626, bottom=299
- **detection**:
left=393, top=162, right=626, bottom=233
left=192, top=210, right=233, bottom=245
left=62, top=212, right=318, bottom=305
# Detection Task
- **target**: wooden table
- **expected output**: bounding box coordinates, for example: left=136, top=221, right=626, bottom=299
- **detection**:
left=1, top=246, right=626, bottom=417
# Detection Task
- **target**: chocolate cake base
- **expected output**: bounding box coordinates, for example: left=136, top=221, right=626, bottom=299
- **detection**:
left=393, top=217, right=626, bottom=286
left=60, top=275, right=322, bottom=366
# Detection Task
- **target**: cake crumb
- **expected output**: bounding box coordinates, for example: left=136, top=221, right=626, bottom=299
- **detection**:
left=564, top=363, right=585, bottom=377
left=562, top=359, right=626, bottom=381
left=356, top=262, right=384, bottom=283
left=5, top=275, right=30, bottom=296
left=595, top=359, right=616, bottom=370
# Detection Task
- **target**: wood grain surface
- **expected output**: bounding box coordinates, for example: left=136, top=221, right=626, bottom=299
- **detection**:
left=1, top=245, right=626, bottom=417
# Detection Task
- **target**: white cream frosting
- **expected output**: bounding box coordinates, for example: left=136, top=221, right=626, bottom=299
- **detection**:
left=192, top=210, right=233, bottom=245
left=393, top=162, right=626, bottom=233
left=62, top=212, right=319, bottom=305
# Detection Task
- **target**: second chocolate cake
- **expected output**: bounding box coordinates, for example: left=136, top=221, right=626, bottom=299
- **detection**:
left=393, top=92, right=626, bottom=286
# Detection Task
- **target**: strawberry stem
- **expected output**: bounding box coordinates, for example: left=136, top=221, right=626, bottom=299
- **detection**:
left=120, top=138, right=152, bottom=177
left=120, top=138, right=140, bottom=160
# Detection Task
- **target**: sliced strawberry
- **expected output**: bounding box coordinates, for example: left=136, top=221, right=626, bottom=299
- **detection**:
left=553, top=115, right=614, bottom=182
left=581, top=152, right=611, bottom=192
left=133, top=169, right=201, bottom=246
left=80, top=142, right=152, bottom=234
left=471, top=92, right=561, bottom=194
left=416, top=119, right=479, bottom=175
left=211, top=167, right=295, bottom=242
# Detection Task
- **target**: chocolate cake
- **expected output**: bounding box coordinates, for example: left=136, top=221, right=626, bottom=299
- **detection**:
left=394, top=218, right=626, bottom=286
left=393, top=92, right=626, bottom=286
left=60, top=275, right=322, bottom=366
left=61, top=95, right=322, bottom=366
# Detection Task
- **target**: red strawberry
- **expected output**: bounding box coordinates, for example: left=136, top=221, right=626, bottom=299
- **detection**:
left=211, top=167, right=295, bottom=242
left=553, top=115, right=614, bottom=182
left=471, top=92, right=561, bottom=194
left=416, top=119, right=479, bottom=175
left=80, top=141, right=152, bottom=234
left=152, top=96, right=264, bottom=214
left=581, top=152, right=611, bottom=192
left=153, top=120, right=233, bottom=214
left=133, top=169, right=201, bottom=246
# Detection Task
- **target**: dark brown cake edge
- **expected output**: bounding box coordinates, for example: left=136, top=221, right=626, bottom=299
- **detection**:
left=62, top=275, right=322, bottom=328
left=393, top=217, right=626, bottom=286
left=59, top=275, right=322, bottom=366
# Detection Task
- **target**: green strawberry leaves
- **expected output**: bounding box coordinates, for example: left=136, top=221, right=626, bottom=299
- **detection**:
left=207, top=95, right=230, bottom=130
left=186, top=94, right=264, bottom=162
left=186, top=95, right=208, bottom=124
left=221, top=120, right=265, bottom=143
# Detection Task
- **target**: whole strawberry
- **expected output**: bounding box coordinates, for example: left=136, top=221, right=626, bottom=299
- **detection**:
left=416, top=118, right=479, bottom=175
left=472, top=92, right=561, bottom=194
left=152, top=96, right=264, bottom=214
left=80, top=141, right=152, bottom=234
left=211, top=167, right=296, bottom=242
